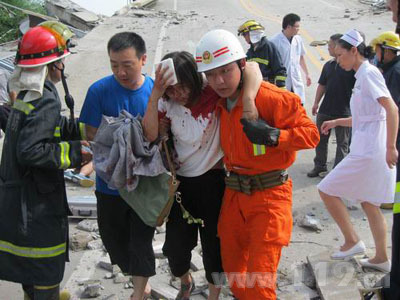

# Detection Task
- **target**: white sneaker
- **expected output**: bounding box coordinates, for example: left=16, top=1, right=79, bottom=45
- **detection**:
left=331, top=240, right=366, bottom=260
left=360, top=258, right=391, bottom=273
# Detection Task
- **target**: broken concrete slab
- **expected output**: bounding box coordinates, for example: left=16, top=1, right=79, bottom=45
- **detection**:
left=278, top=282, right=319, bottom=299
left=87, top=239, right=104, bottom=250
left=98, top=254, right=113, bottom=272
left=70, top=231, right=94, bottom=251
left=307, top=250, right=361, bottom=299
left=81, top=280, right=103, bottom=298
left=190, top=251, right=204, bottom=271
left=153, top=239, right=164, bottom=258
left=149, top=273, right=178, bottom=300
left=46, top=0, right=100, bottom=31
left=276, top=292, right=309, bottom=300
left=131, top=0, right=158, bottom=9
left=113, top=273, right=131, bottom=284
left=77, top=219, right=99, bottom=232
left=298, top=215, right=322, bottom=232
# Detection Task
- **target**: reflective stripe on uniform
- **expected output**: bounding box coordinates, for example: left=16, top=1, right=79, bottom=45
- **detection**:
left=275, top=75, right=287, bottom=82
left=394, top=182, right=400, bottom=214
left=59, top=142, right=71, bottom=169
left=13, top=100, right=35, bottom=115
left=0, top=240, right=66, bottom=258
left=253, top=144, right=266, bottom=156
left=79, top=122, right=87, bottom=140
left=53, top=126, right=61, bottom=138
left=34, top=284, right=59, bottom=290
left=248, top=57, right=269, bottom=66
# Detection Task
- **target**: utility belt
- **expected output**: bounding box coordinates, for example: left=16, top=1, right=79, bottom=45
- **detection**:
left=225, top=169, right=288, bottom=195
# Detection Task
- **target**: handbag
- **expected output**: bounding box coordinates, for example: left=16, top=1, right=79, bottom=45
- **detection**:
left=118, top=138, right=180, bottom=228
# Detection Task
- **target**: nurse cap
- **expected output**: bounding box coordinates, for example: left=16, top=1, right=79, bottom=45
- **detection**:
left=340, top=29, right=364, bottom=47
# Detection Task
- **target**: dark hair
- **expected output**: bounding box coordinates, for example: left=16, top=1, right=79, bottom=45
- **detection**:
left=282, top=13, right=300, bottom=29
left=107, top=32, right=146, bottom=58
left=330, top=33, right=342, bottom=42
left=337, top=39, right=374, bottom=60
left=162, top=51, right=203, bottom=103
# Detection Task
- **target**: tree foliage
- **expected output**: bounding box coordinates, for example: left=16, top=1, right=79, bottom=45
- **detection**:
left=0, top=0, right=46, bottom=43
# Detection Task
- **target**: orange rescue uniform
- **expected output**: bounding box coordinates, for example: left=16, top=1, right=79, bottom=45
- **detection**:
left=216, top=82, right=319, bottom=300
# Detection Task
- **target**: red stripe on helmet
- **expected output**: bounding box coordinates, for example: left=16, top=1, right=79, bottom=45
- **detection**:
left=213, top=47, right=228, bottom=55
left=213, top=49, right=230, bottom=58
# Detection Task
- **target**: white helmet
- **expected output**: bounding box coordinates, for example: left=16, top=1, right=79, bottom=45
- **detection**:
left=196, top=29, right=246, bottom=73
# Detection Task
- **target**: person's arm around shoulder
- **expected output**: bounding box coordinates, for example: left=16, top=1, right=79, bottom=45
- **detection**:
left=241, top=91, right=320, bottom=150
left=269, top=91, right=319, bottom=151
left=142, top=65, right=175, bottom=142
left=241, top=61, right=262, bottom=121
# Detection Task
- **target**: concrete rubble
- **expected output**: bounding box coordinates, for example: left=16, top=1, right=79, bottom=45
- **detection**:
left=70, top=216, right=340, bottom=299
left=45, top=0, right=103, bottom=31
left=298, top=214, right=323, bottom=232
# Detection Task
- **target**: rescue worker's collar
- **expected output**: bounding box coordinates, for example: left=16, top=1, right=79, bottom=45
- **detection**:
left=216, top=90, right=245, bottom=112
left=381, top=55, right=400, bottom=73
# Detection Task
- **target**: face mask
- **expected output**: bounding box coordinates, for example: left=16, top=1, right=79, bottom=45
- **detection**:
left=250, top=30, right=264, bottom=44
left=371, top=55, right=379, bottom=67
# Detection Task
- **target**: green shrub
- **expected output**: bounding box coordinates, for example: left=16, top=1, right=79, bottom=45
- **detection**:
left=0, top=0, right=46, bottom=43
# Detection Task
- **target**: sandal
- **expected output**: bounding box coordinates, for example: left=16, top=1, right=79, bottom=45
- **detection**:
left=175, top=275, right=196, bottom=300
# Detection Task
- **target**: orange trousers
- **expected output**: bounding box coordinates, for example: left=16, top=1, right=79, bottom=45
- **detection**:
left=218, top=180, right=293, bottom=300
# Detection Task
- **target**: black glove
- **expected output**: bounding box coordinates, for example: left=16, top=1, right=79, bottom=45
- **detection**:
left=240, top=118, right=280, bottom=146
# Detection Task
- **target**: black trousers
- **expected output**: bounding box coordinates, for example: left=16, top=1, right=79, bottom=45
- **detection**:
left=381, top=163, right=400, bottom=300
left=163, top=169, right=225, bottom=284
left=22, top=284, right=59, bottom=300
left=314, top=113, right=350, bottom=169
left=95, top=191, right=156, bottom=277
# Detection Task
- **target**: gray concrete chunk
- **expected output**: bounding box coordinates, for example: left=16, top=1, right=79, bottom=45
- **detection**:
left=149, top=273, right=178, bottom=300
left=307, top=251, right=360, bottom=299
left=98, top=254, right=113, bottom=272
left=77, top=219, right=99, bottom=232
left=70, top=231, right=94, bottom=251
left=190, top=251, right=204, bottom=271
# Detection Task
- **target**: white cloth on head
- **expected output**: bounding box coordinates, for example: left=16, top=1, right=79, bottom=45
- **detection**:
left=318, top=61, right=396, bottom=206
left=8, top=66, right=47, bottom=102
left=341, top=29, right=364, bottom=47
left=250, top=30, right=264, bottom=44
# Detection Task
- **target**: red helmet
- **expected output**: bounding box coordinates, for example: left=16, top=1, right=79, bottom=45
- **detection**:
left=16, top=22, right=73, bottom=68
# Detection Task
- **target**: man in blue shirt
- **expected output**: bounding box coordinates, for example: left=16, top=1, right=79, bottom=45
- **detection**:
left=79, top=32, right=154, bottom=300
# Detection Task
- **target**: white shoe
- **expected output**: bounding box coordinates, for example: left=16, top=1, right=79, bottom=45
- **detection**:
left=331, top=240, right=366, bottom=260
left=360, top=258, right=391, bottom=273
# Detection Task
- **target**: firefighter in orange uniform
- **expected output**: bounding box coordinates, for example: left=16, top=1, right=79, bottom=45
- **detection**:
left=196, top=29, right=319, bottom=300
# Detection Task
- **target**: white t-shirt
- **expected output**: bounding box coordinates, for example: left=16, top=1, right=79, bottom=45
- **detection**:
left=270, top=32, right=306, bottom=104
left=158, top=85, right=224, bottom=177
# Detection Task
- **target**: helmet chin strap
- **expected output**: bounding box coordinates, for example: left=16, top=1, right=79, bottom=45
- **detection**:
left=54, top=62, right=75, bottom=120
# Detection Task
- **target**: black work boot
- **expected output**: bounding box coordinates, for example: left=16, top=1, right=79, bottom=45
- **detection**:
left=307, top=167, right=327, bottom=178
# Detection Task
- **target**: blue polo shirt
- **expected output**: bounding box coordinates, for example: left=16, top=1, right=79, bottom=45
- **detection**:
left=79, top=74, right=154, bottom=195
